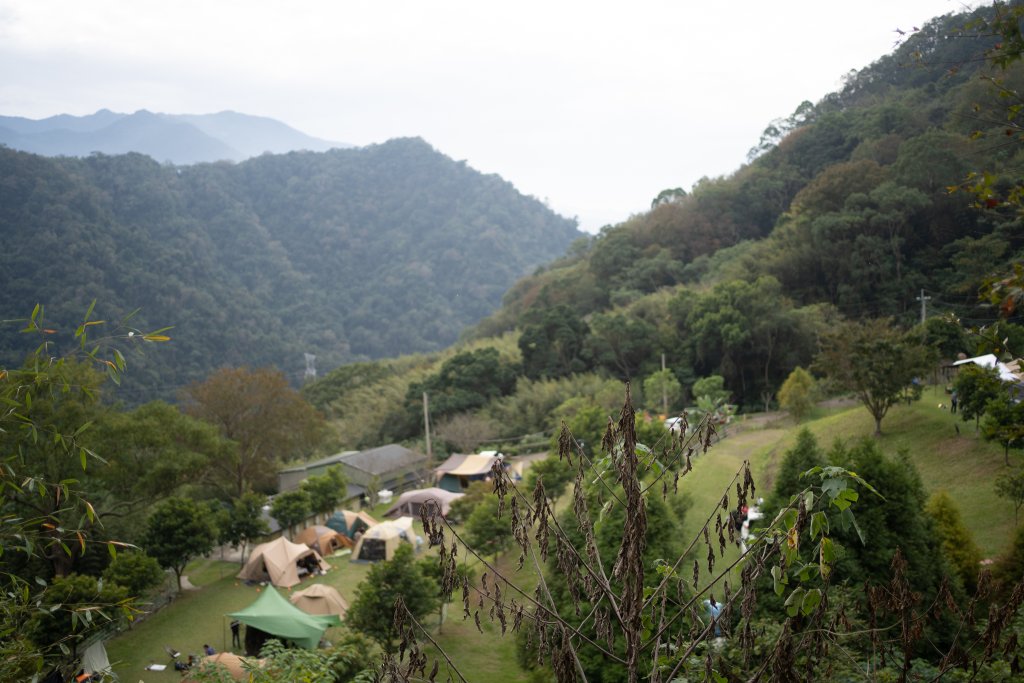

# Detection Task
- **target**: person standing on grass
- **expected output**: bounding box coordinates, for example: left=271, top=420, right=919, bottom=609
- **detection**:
left=231, top=620, right=242, bottom=649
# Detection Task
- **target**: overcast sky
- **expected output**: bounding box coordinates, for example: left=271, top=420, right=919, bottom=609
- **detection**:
left=0, top=0, right=964, bottom=232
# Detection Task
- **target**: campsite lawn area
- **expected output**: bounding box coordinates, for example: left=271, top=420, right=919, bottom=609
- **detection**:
left=105, top=555, right=377, bottom=682
left=683, top=387, right=1015, bottom=558
left=105, top=518, right=537, bottom=682
left=107, top=390, right=1015, bottom=681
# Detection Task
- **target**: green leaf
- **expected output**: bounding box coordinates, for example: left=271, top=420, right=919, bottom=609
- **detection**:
left=772, top=565, right=786, bottom=596
left=821, top=477, right=846, bottom=499
left=820, top=537, right=835, bottom=578
left=850, top=513, right=866, bottom=545
left=810, top=511, right=829, bottom=539
left=830, top=488, right=858, bottom=511
left=801, top=589, right=822, bottom=616
left=785, top=587, right=805, bottom=617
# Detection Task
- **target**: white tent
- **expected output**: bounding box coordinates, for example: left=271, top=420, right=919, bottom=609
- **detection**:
left=351, top=520, right=416, bottom=561
left=80, top=641, right=112, bottom=679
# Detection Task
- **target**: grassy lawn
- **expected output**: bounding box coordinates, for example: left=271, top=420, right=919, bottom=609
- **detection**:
left=106, top=392, right=1017, bottom=680
left=105, top=513, right=538, bottom=682
left=684, top=387, right=1015, bottom=557
left=107, top=530, right=384, bottom=680
left=421, top=552, right=540, bottom=683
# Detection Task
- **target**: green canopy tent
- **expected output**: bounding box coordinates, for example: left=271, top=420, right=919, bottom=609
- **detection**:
left=227, top=586, right=341, bottom=650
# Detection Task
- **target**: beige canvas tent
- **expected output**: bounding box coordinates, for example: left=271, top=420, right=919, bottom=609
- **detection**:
left=185, top=653, right=261, bottom=682
left=383, top=487, right=463, bottom=518
left=434, top=453, right=503, bottom=491
left=237, top=536, right=330, bottom=588
left=351, top=520, right=415, bottom=561
left=294, top=525, right=349, bottom=555
left=290, top=583, right=349, bottom=618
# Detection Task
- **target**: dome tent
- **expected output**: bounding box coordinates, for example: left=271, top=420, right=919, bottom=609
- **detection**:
left=351, top=520, right=415, bottom=561
left=184, top=652, right=261, bottom=682
left=294, top=525, right=349, bottom=555
left=326, top=509, right=377, bottom=538
left=383, top=487, right=462, bottom=518
left=237, top=536, right=329, bottom=588
left=290, top=583, right=349, bottom=617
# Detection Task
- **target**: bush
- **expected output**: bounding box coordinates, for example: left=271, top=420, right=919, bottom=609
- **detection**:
left=102, top=551, right=165, bottom=596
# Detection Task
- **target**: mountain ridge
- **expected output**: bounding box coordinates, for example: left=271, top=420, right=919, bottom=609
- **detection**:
left=0, top=136, right=581, bottom=402
left=0, top=109, right=349, bottom=164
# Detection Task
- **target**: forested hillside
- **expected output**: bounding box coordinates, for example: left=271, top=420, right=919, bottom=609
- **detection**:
left=458, top=8, right=1024, bottom=410
left=0, top=137, right=581, bottom=400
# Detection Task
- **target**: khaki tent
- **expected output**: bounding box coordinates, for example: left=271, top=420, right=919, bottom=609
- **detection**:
left=185, top=653, right=260, bottom=682
left=384, top=487, right=463, bottom=518
left=351, top=521, right=415, bottom=562
left=326, top=509, right=377, bottom=539
left=294, top=525, right=349, bottom=555
left=237, top=537, right=330, bottom=588
left=290, top=583, right=349, bottom=618
left=434, top=453, right=503, bottom=492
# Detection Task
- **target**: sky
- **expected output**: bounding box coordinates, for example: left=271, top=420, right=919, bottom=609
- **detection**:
left=0, top=0, right=966, bottom=233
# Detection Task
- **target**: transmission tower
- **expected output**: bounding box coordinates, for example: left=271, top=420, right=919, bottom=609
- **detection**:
left=304, top=353, right=317, bottom=382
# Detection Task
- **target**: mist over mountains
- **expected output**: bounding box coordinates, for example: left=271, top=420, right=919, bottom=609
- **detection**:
left=0, top=109, right=348, bottom=164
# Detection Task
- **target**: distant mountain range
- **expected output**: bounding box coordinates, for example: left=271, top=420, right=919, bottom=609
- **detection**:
left=0, top=137, right=581, bottom=402
left=0, top=109, right=348, bottom=164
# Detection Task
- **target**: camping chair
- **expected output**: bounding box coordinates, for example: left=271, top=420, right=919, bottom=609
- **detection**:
left=164, top=645, right=181, bottom=661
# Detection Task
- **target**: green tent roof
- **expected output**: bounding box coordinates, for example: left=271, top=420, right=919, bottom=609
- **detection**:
left=227, top=586, right=341, bottom=649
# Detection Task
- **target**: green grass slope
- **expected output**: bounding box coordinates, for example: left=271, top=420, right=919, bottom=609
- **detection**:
left=684, top=387, right=1015, bottom=558
left=105, top=389, right=1015, bottom=681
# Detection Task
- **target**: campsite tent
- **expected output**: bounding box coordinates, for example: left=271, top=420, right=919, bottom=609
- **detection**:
left=290, top=583, right=349, bottom=618
left=351, top=520, right=416, bottom=561
left=383, top=487, right=463, bottom=518
left=79, top=641, right=112, bottom=680
left=325, top=509, right=377, bottom=539
left=237, top=537, right=329, bottom=588
left=434, top=453, right=503, bottom=492
left=227, top=586, right=340, bottom=650
left=185, top=653, right=261, bottom=682
left=294, top=525, right=349, bottom=555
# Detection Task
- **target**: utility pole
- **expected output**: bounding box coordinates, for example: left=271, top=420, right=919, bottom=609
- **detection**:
left=422, top=392, right=433, bottom=461
left=916, top=289, right=931, bottom=325
left=661, top=353, right=668, bottom=417
left=303, top=353, right=317, bottom=383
